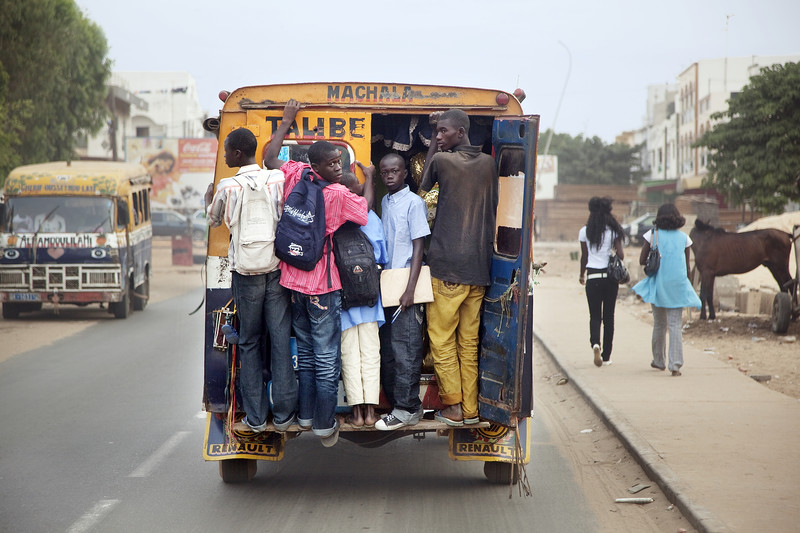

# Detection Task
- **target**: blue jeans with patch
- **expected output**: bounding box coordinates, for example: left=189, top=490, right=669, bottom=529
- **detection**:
left=231, top=271, right=296, bottom=427
left=291, top=290, right=342, bottom=437
left=379, top=304, right=424, bottom=421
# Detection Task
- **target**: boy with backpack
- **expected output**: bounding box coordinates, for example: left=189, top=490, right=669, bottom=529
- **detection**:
left=337, top=172, right=387, bottom=428
left=263, top=99, right=372, bottom=447
left=375, top=153, right=431, bottom=431
left=205, top=127, right=297, bottom=434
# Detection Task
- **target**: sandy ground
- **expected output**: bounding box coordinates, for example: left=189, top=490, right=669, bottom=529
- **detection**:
left=0, top=238, right=205, bottom=364
left=534, top=241, right=800, bottom=400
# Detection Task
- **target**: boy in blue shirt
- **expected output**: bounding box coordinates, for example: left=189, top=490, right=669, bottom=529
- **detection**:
left=338, top=171, right=388, bottom=428
left=375, top=154, right=431, bottom=431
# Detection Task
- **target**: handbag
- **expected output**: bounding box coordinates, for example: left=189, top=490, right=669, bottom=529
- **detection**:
left=644, top=229, right=661, bottom=276
left=608, top=251, right=630, bottom=284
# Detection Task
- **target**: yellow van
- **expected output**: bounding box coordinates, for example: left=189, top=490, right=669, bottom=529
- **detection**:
left=0, top=161, right=153, bottom=319
left=201, top=83, right=539, bottom=485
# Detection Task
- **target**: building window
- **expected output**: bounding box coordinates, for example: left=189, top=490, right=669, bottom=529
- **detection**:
left=136, top=127, right=149, bottom=137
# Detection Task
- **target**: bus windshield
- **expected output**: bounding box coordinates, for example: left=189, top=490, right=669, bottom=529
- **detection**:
left=2, top=197, right=115, bottom=234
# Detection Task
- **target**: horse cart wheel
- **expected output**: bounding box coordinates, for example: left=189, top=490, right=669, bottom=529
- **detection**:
left=771, top=292, right=792, bottom=334
left=219, top=459, right=257, bottom=483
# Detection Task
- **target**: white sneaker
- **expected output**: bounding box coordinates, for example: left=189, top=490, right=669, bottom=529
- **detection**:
left=592, top=344, right=602, bottom=367
left=602, top=361, right=612, bottom=366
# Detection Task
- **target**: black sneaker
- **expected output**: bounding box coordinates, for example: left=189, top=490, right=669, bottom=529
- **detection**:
left=375, top=413, right=407, bottom=431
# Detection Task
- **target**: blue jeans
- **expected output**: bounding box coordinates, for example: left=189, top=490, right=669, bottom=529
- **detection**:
left=291, top=290, right=341, bottom=437
left=231, top=271, right=296, bottom=427
left=379, top=304, right=424, bottom=420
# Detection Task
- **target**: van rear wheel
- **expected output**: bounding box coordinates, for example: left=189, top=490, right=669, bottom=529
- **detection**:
left=219, top=459, right=257, bottom=483
left=484, top=461, right=517, bottom=485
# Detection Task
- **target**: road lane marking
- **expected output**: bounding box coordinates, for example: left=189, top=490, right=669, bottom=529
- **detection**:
left=66, top=499, right=120, bottom=533
left=128, top=431, right=190, bottom=478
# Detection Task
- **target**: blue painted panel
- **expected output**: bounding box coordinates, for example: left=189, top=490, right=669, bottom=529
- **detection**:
left=478, top=115, right=538, bottom=426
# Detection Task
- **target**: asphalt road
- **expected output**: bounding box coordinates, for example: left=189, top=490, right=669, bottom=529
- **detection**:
left=0, top=289, right=600, bottom=533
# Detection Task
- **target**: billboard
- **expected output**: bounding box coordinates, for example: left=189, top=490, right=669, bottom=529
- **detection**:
left=125, top=137, right=217, bottom=212
left=536, top=155, right=558, bottom=200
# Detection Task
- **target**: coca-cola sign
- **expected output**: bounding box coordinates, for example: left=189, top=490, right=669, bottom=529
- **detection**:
left=178, top=139, right=217, bottom=172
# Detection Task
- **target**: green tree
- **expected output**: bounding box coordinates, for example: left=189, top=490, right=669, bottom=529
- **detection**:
left=695, top=62, right=800, bottom=214
left=0, top=0, right=112, bottom=181
left=540, top=130, right=643, bottom=185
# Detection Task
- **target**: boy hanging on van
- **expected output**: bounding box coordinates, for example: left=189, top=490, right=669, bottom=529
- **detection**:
left=375, top=153, right=431, bottom=431
left=419, top=109, right=498, bottom=427
left=205, top=127, right=297, bottom=434
left=337, top=171, right=387, bottom=428
left=263, top=99, right=373, bottom=447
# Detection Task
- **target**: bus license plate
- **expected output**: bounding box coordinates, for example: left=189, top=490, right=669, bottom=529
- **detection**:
left=11, top=293, right=41, bottom=302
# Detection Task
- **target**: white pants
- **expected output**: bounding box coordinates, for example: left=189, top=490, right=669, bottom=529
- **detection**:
left=651, top=305, right=684, bottom=372
left=341, top=322, right=381, bottom=405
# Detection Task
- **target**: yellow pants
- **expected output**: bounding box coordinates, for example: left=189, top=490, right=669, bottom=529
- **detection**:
left=426, top=277, right=485, bottom=419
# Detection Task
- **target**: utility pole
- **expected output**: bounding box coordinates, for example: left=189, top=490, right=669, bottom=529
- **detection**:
left=724, top=14, right=734, bottom=94
left=542, top=40, right=572, bottom=158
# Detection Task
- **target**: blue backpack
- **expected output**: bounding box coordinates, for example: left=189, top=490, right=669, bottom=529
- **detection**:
left=275, top=167, right=331, bottom=274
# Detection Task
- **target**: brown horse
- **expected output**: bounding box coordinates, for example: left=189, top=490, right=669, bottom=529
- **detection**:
left=690, top=219, right=793, bottom=319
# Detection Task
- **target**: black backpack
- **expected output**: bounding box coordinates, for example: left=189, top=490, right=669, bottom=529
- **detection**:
left=275, top=167, right=331, bottom=273
left=333, top=221, right=380, bottom=310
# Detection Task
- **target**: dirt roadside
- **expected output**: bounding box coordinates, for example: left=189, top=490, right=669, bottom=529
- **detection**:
left=534, top=337, right=697, bottom=531
left=0, top=239, right=205, bottom=364
left=534, top=241, right=800, bottom=400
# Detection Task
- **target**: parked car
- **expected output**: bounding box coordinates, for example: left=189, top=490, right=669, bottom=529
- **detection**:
left=152, top=210, right=207, bottom=241
left=192, top=209, right=209, bottom=241
left=622, top=213, right=656, bottom=246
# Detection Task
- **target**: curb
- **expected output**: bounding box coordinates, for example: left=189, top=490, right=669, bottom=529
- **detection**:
left=534, top=332, right=730, bottom=533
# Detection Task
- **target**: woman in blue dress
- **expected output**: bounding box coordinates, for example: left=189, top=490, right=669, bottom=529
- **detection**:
left=632, top=204, right=701, bottom=376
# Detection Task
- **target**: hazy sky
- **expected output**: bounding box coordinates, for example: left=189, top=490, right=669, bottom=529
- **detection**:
left=76, top=0, right=799, bottom=144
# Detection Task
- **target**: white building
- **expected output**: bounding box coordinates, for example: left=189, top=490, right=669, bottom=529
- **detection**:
left=642, top=84, right=678, bottom=183
left=639, top=54, right=800, bottom=196
left=79, top=71, right=209, bottom=162
left=77, top=74, right=148, bottom=161
left=116, top=71, right=207, bottom=140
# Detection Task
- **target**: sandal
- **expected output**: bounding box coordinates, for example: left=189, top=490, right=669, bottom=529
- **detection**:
left=434, top=410, right=464, bottom=427
left=344, top=414, right=364, bottom=427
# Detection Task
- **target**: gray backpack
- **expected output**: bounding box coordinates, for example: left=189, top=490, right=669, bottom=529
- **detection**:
left=229, top=171, right=281, bottom=274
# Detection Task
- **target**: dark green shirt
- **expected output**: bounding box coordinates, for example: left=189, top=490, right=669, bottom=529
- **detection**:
left=420, top=145, right=498, bottom=286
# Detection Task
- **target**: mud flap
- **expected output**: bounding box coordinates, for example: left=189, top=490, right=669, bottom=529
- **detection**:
left=203, top=412, right=284, bottom=461
left=448, top=417, right=531, bottom=464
